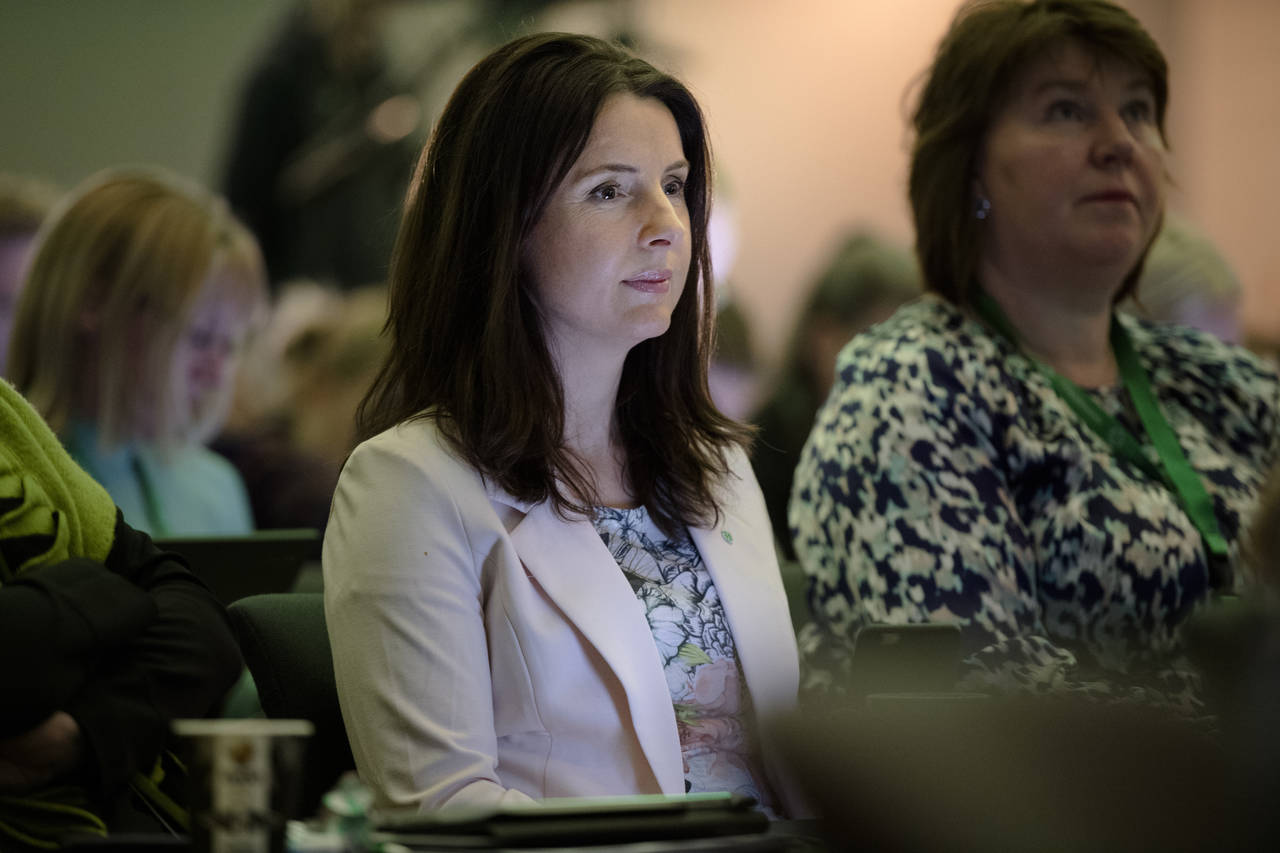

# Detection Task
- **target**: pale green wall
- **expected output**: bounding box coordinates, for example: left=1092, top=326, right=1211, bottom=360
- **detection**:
left=0, top=0, right=292, bottom=189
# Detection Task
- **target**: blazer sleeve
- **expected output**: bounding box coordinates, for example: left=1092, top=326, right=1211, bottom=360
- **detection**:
left=323, top=430, right=535, bottom=811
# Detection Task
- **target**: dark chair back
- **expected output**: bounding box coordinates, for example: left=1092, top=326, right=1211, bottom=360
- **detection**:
left=848, top=622, right=969, bottom=700
left=226, top=593, right=354, bottom=816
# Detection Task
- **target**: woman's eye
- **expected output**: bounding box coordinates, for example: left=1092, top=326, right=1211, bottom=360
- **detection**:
left=1122, top=100, right=1154, bottom=123
left=590, top=183, right=620, bottom=201
left=1045, top=100, right=1087, bottom=122
left=187, top=329, right=215, bottom=350
left=663, top=178, right=686, bottom=197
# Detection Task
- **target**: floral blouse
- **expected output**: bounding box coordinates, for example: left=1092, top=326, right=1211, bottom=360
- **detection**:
left=791, top=296, right=1280, bottom=713
left=592, top=506, right=771, bottom=806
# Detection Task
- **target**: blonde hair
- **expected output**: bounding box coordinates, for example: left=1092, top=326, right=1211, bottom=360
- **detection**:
left=9, top=167, right=267, bottom=449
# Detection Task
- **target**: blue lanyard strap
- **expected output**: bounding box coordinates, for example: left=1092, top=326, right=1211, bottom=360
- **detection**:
left=973, top=291, right=1231, bottom=590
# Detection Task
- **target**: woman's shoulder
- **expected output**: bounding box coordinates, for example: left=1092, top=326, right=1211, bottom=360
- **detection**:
left=179, top=440, right=252, bottom=483
left=1124, top=315, right=1280, bottom=409
left=347, top=414, right=492, bottom=501
left=183, top=442, right=244, bottom=473
left=354, top=413, right=452, bottom=459
left=844, top=295, right=997, bottom=363
left=144, top=441, right=249, bottom=496
left=832, top=295, right=1010, bottom=403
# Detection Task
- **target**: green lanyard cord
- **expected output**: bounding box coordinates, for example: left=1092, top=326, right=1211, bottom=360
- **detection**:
left=973, top=290, right=1231, bottom=591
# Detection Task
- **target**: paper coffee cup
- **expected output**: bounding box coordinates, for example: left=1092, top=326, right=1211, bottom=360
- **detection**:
left=173, top=718, right=314, bottom=853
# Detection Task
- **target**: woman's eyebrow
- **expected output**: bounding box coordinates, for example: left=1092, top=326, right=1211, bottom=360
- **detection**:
left=570, top=159, right=689, bottom=183
left=1030, top=78, right=1090, bottom=96
left=1029, top=77, right=1153, bottom=96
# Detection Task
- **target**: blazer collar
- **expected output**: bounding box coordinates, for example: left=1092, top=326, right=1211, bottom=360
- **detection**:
left=688, top=472, right=798, bottom=721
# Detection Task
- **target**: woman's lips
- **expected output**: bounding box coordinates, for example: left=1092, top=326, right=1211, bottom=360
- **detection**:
left=622, top=269, right=672, bottom=293
left=1081, top=190, right=1137, bottom=204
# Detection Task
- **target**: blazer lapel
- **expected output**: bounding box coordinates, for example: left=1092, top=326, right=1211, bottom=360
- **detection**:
left=689, top=491, right=799, bottom=722
left=504, top=498, right=685, bottom=793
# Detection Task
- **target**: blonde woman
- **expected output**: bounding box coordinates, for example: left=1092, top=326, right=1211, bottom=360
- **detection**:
left=10, top=168, right=267, bottom=536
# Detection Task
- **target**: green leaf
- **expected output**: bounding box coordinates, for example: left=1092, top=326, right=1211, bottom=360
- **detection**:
left=677, top=643, right=713, bottom=667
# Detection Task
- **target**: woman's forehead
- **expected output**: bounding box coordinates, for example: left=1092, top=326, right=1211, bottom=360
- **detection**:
left=1008, top=39, right=1154, bottom=99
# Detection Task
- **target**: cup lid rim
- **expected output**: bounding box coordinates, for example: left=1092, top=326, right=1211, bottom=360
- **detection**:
left=172, top=718, right=315, bottom=737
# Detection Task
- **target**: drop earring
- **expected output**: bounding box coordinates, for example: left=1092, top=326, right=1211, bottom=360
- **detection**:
left=974, top=197, right=991, bottom=220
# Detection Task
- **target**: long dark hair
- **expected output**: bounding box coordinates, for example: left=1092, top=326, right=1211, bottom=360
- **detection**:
left=909, top=0, right=1168, bottom=306
left=358, top=32, right=749, bottom=533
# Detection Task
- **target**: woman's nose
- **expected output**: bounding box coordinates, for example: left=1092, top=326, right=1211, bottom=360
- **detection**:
left=191, top=344, right=232, bottom=390
left=639, top=190, right=686, bottom=247
left=1091, top=113, right=1137, bottom=167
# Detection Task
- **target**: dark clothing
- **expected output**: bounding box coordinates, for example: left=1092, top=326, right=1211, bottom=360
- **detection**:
left=751, top=381, right=822, bottom=561
left=793, top=296, right=1280, bottom=710
left=1, top=512, right=242, bottom=805
left=221, top=8, right=413, bottom=289
left=0, top=377, right=241, bottom=844
left=211, top=421, right=338, bottom=532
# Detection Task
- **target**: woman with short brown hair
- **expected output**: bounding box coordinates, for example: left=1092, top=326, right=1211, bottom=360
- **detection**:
left=791, top=0, right=1280, bottom=713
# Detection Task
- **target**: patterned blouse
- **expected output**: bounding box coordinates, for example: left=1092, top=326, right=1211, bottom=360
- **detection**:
left=592, top=506, right=771, bottom=806
left=791, top=296, right=1280, bottom=712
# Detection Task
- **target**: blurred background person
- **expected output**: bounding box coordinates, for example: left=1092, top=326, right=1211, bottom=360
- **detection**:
left=9, top=168, right=267, bottom=538
left=0, top=174, right=60, bottom=378
left=704, top=173, right=761, bottom=421
left=281, top=283, right=388, bottom=470
left=214, top=281, right=389, bottom=533
left=791, top=0, right=1280, bottom=713
left=221, top=0, right=415, bottom=290
left=1120, top=213, right=1243, bottom=344
left=707, top=300, right=761, bottom=422
left=752, top=232, right=919, bottom=563
left=221, top=0, right=577, bottom=293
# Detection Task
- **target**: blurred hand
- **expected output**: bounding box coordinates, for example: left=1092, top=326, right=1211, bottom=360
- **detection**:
left=0, top=711, right=83, bottom=793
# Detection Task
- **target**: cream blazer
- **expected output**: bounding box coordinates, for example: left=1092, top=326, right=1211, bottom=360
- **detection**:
left=322, top=417, right=802, bottom=814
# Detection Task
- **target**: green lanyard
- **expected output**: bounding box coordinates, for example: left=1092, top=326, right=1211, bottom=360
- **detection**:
left=974, top=291, right=1231, bottom=590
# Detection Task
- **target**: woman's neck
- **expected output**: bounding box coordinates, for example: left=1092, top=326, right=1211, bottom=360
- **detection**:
left=979, top=262, right=1118, bottom=388
left=550, top=338, right=634, bottom=508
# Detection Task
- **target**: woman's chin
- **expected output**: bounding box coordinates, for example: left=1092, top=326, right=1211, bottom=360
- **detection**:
left=1072, top=223, right=1154, bottom=269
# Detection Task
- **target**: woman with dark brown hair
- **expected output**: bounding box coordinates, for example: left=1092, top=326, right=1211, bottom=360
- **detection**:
left=323, top=33, right=800, bottom=813
left=791, top=0, right=1280, bottom=712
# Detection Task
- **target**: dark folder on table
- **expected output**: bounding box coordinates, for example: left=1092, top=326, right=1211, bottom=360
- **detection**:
left=155, top=528, right=319, bottom=605
left=371, top=793, right=775, bottom=850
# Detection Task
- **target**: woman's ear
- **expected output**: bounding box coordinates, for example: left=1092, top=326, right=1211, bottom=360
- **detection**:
left=970, top=173, right=988, bottom=203
left=970, top=174, right=992, bottom=221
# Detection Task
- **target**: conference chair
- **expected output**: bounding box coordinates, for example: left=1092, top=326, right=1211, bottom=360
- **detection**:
left=226, top=592, right=355, bottom=816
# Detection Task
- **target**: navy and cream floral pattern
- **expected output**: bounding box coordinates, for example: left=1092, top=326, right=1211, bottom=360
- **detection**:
left=791, top=295, right=1280, bottom=712
left=593, top=506, right=769, bottom=805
